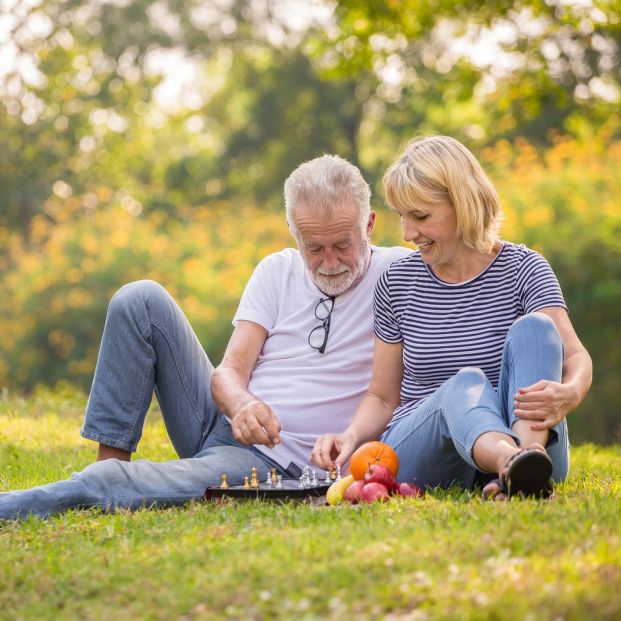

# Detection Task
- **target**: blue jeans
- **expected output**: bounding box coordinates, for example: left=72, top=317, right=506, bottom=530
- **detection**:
left=0, top=281, right=288, bottom=520
left=381, top=313, right=569, bottom=490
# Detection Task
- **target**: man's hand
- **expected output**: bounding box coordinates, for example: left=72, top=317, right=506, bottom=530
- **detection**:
left=311, top=432, right=358, bottom=471
left=514, top=379, right=577, bottom=430
left=231, top=400, right=282, bottom=448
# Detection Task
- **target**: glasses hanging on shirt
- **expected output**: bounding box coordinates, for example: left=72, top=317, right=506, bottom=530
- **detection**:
left=308, top=296, right=335, bottom=354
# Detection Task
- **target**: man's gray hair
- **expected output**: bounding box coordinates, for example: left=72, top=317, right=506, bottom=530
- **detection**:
left=284, top=154, right=371, bottom=237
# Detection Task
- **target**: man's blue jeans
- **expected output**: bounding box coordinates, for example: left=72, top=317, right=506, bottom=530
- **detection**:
left=382, top=313, right=570, bottom=489
left=0, top=281, right=286, bottom=520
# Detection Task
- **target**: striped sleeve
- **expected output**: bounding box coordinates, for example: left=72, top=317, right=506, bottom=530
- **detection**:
left=373, top=269, right=403, bottom=343
left=516, top=250, right=567, bottom=314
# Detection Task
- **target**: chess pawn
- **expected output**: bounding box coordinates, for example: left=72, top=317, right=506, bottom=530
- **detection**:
left=275, top=475, right=284, bottom=489
left=310, top=470, right=319, bottom=487
left=243, top=476, right=250, bottom=489
left=220, top=474, right=229, bottom=489
left=336, top=465, right=342, bottom=480
left=265, top=472, right=272, bottom=486
left=250, top=467, right=259, bottom=488
left=325, top=470, right=332, bottom=485
left=298, top=475, right=306, bottom=489
left=330, top=467, right=337, bottom=481
left=271, top=467, right=278, bottom=484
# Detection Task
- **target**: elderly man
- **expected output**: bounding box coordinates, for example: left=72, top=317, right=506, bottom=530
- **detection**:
left=0, top=155, right=409, bottom=520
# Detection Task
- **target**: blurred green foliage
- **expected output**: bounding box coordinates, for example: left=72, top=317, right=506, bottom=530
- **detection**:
left=1, top=0, right=620, bottom=443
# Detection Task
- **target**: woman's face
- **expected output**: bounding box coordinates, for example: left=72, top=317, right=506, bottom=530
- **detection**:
left=395, top=200, right=468, bottom=271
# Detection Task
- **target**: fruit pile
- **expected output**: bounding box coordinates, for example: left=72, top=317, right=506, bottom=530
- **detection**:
left=326, top=441, right=424, bottom=505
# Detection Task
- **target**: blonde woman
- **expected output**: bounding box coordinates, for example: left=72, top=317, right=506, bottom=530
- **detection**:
left=312, top=136, right=592, bottom=499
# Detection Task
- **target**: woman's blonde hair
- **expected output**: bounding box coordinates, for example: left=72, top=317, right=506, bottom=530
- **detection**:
left=383, top=135, right=502, bottom=253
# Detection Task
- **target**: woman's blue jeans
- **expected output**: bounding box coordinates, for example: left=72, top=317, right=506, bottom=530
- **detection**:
left=0, top=281, right=286, bottom=520
left=381, top=313, right=569, bottom=490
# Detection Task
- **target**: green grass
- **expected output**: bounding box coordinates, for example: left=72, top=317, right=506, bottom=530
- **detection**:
left=1, top=386, right=620, bottom=621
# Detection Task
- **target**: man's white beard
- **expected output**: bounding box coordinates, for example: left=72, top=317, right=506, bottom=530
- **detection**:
left=308, top=238, right=370, bottom=296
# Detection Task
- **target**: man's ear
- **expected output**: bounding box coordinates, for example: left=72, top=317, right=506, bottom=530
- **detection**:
left=366, top=211, right=376, bottom=238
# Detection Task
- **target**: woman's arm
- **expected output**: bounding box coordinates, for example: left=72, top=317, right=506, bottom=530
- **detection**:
left=514, top=307, right=593, bottom=429
left=311, top=337, right=404, bottom=470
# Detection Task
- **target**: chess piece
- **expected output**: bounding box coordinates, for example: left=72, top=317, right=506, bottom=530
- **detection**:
left=271, top=467, right=278, bottom=484
left=250, top=467, right=259, bottom=488
left=274, top=475, right=283, bottom=489
left=324, top=470, right=332, bottom=485
left=336, top=465, right=342, bottom=480
left=243, top=476, right=250, bottom=489
left=265, top=472, right=272, bottom=486
left=301, top=465, right=311, bottom=488
left=220, top=474, right=229, bottom=489
left=330, top=467, right=337, bottom=481
left=298, top=475, right=306, bottom=489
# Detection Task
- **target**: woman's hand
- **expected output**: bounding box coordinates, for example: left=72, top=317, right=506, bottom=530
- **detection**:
left=514, top=379, right=578, bottom=430
left=311, top=432, right=358, bottom=471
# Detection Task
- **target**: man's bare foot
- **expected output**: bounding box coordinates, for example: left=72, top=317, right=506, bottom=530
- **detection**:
left=96, top=444, right=131, bottom=462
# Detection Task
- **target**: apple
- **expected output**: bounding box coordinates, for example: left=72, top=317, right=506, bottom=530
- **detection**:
left=395, top=482, right=424, bottom=498
left=360, top=482, right=390, bottom=503
left=364, top=463, right=397, bottom=492
left=326, top=475, right=355, bottom=506
left=343, top=479, right=366, bottom=504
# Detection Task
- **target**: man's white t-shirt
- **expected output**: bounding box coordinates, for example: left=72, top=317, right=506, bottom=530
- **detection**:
left=232, top=245, right=410, bottom=472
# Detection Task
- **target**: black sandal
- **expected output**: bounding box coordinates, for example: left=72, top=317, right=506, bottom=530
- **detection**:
left=503, top=448, right=554, bottom=499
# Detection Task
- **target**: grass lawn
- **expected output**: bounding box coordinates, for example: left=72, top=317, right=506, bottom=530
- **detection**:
left=1, top=386, right=620, bottom=621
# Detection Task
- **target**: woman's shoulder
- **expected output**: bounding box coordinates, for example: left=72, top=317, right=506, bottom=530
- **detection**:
left=385, top=250, right=423, bottom=272
left=497, top=242, right=557, bottom=284
left=379, top=251, right=424, bottom=283
left=497, top=241, right=548, bottom=265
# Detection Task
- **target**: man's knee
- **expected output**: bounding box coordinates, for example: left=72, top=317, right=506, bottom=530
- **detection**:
left=108, top=280, right=169, bottom=317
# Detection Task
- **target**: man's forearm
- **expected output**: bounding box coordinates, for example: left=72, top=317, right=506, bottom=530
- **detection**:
left=211, top=365, right=257, bottom=419
left=211, top=364, right=281, bottom=447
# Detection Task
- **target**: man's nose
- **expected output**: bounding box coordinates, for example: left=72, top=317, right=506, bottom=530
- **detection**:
left=323, top=249, right=340, bottom=271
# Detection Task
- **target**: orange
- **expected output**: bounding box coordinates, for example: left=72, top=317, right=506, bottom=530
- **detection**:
left=350, top=441, right=399, bottom=480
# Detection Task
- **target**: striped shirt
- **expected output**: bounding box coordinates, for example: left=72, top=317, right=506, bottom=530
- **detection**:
left=374, top=241, right=567, bottom=424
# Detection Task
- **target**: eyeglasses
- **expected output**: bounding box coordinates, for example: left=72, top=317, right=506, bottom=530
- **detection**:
left=308, top=296, right=335, bottom=354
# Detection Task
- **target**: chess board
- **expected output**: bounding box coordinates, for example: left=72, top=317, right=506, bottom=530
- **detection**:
left=204, top=479, right=331, bottom=504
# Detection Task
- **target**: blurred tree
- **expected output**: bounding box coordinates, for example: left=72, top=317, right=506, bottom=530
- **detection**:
left=177, top=45, right=375, bottom=210
left=0, top=0, right=277, bottom=236
left=327, top=0, right=621, bottom=145
left=3, top=0, right=621, bottom=237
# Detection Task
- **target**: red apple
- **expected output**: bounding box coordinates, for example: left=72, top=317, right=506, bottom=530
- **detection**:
left=360, top=482, right=390, bottom=503
left=344, top=479, right=366, bottom=504
left=364, top=463, right=397, bottom=492
left=395, top=482, right=424, bottom=498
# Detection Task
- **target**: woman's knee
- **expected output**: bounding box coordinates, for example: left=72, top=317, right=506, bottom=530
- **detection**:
left=453, top=366, right=488, bottom=388
left=510, top=312, right=559, bottom=341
